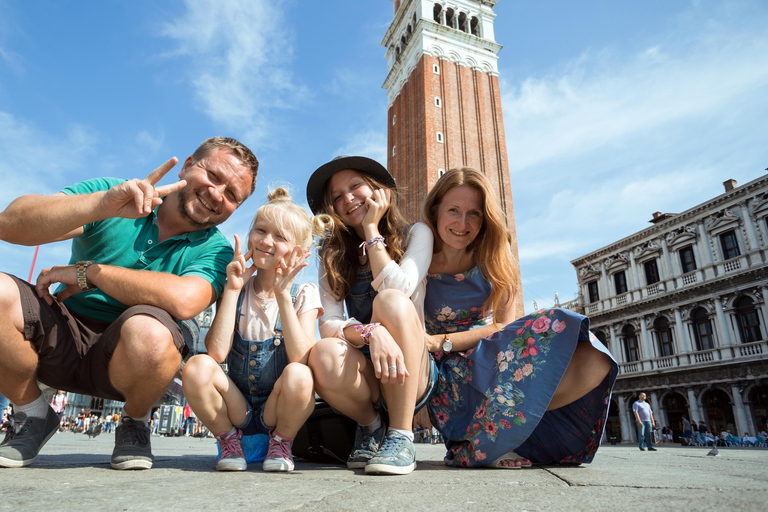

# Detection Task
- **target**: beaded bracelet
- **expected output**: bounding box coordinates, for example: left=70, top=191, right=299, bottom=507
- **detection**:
left=358, top=236, right=387, bottom=256
left=354, top=322, right=381, bottom=345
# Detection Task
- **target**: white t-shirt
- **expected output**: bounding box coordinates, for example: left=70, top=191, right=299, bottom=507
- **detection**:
left=239, top=280, right=323, bottom=341
left=632, top=400, right=653, bottom=422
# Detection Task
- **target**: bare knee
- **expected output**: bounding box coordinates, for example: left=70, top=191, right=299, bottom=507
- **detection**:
left=308, top=338, right=349, bottom=390
left=182, top=354, right=220, bottom=391
left=0, top=274, right=24, bottom=333
left=372, top=288, right=412, bottom=320
left=118, top=314, right=177, bottom=367
left=280, top=363, right=315, bottom=403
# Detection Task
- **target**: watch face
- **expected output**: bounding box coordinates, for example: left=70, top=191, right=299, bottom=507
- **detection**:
left=442, top=339, right=453, bottom=352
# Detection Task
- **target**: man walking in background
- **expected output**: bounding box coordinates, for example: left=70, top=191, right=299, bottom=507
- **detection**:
left=633, top=392, right=657, bottom=451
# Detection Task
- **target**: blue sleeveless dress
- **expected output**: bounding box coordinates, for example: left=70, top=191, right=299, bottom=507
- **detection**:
left=424, top=266, right=618, bottom=466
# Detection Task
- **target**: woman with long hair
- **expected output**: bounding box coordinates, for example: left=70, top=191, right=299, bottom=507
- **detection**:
left=422, top=167, right=618, bottom=468
left=306, top=156, right=437, bottom=475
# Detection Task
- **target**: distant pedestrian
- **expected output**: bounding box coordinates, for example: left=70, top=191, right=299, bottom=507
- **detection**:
left=152, top=409, right=160, bottom=435
left=695, top=421, right=708, bottom=446
left=632, top=392, right=656, bottom=451
left=49, top=390, right=68, bottom=423
left=681, top=415, right=692, bottom=445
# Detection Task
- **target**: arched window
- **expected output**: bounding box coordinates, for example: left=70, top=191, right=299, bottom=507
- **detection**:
left=654, top=317, right=674, bottom=357
left=470, top=16, right=479, bottom=36
left=691, top=308, right=715, bottom=351
left=458, top=12, right=468, bottom=32
left=446, top=8, right=455, bottom=28
left=433, top=4, right=442, bottom=23
left=622, top=325, right=639, bottom=362
left=735, top=296, right=762, bottom=343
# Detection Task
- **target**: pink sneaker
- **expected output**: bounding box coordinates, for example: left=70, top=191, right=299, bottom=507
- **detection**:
left=263, top=431, right=294, bottom=472
left=216, top=429, right=246, bottom=471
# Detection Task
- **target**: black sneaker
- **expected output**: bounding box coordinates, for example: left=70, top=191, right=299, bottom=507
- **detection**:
left=0, top=407, right=60, bottom=468
left=648, top=447, right=657, bottom=451
left=111, top=417, right=154, bottom=470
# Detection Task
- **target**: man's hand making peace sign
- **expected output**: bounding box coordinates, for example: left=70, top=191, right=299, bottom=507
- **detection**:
left=99, top=157, right=187, bottom=218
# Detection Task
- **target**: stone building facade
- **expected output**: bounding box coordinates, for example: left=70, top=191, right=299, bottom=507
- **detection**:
left=571, top=174, right=768, bottom=442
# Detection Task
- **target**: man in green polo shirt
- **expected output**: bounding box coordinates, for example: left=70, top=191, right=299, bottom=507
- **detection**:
left=0, top=136, right=258, bottom=470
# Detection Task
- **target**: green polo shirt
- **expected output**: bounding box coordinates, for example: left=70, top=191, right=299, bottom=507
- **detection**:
left=58, top=177, right=233, bottom=323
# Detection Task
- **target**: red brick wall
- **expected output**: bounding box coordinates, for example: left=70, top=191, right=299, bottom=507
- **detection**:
left=387, top=54, right=523, bottom=312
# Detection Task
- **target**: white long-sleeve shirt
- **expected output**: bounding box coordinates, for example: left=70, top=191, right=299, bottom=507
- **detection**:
left=318, top=222, right=433, bottom=340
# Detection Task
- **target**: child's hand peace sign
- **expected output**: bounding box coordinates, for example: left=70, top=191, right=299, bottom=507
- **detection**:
left=225, top=234, right=257, bottom=291
left=274, top=245, right=309, bottom=296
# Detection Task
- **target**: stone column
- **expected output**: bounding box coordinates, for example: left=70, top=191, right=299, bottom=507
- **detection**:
left=731, top=385, right=750, bottom=435
left=600, top=261, right=610, bottom=303
left=713, top=297, right=734, bottom=347
left=609, top=324, right=622, bottom=363
left=739, top=201, right=760, bottom=253
left=697, top=221, right=715, bottom=278
left=674, top=307, right=692, bottom=353
left=686, top=388, right=701, bottom=423
left=660, top=237, right=674, bottom=280
left=629, top=249, right=641, bottom=296
left=761, top=287, right=768, bottom=332
left=617, top=395, right=634, bottom=443
left=640, top=316, right=655, bottom=360
left=649, top=391, right=661, bottom=426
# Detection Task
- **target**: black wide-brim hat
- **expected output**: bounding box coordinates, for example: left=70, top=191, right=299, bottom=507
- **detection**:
left=306, top=156, right=396, bottom=214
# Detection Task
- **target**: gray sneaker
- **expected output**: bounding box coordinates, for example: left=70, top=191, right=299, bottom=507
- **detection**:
left=347, top=423, right=386, bottom=469
left=0, top=407, right=59, bottom=468
left=364, top=431, right=416, bottom=475
left=111, top=417, right=154, bottom=470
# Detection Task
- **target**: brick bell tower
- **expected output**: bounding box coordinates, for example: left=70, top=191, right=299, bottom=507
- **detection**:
left=382, top=0, right=522, bottom=309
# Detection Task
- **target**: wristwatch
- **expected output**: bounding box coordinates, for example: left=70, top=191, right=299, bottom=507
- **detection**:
left=76, top=261, right=97, bottom=291
left=441, top=334, right=453, bottom=353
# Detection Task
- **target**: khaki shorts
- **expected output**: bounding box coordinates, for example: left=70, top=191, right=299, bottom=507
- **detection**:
left=9, top=273, right=186, bottom=402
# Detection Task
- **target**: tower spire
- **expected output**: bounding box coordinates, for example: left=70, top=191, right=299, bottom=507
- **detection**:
left=382, top=0, right=522, bottom=310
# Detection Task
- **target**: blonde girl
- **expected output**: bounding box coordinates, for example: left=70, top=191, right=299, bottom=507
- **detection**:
left=182, top=188, right=329, bottom=472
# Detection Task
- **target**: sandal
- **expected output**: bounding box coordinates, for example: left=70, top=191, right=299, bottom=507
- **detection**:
left=488, top=450, right=533, bottom=469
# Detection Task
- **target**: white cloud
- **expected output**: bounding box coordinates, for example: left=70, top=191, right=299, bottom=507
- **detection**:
left=502, top=9, right=768, bottom=175
left=333, top=129, right=387, bottom=165
left=160, top=0, right=308, bottom=148
left=135, top=128, right=166, bottom=159
left=0, top=112, right=98, bottom=209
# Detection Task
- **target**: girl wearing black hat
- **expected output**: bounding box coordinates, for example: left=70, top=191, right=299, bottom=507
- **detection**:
left=305, top=156, right=437, bottom=476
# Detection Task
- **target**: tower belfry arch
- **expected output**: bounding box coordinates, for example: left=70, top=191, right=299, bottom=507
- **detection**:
left=382, top=0, right=523, bottom=310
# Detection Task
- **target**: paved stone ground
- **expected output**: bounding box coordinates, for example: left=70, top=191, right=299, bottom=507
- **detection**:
left=1, top=432, right=766, bottom=511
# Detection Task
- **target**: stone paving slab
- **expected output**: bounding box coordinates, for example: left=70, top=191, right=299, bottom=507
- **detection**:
left=1, top=432, right=766, bottom=511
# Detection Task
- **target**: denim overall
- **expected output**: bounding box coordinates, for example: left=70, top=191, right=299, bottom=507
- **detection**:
left=226, top=283, right=299, bottom=435
left=345, top=269, right=376, bottom=325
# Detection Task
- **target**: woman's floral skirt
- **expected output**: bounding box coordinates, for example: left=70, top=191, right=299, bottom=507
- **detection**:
left=428, top=308, right=618, bottom=467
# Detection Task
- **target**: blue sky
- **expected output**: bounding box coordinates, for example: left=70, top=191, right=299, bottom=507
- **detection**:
left=1, top=0, right=767, bottom=315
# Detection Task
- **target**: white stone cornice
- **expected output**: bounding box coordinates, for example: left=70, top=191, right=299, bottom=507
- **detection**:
left=382, top=2, right=502, bottom=106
